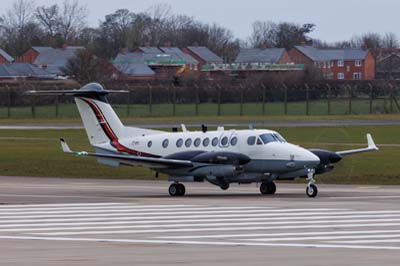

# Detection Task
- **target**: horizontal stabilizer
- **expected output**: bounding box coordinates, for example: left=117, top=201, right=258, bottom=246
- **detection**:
left=337, top=134, right=379, bottom=156
left=25, top=82, right=128, bottom=96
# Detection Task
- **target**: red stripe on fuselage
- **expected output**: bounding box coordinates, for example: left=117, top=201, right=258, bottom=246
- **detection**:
left=80, top=98, right=159, bottom=158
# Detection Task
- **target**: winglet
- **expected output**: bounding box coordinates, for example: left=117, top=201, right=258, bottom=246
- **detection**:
left=60, top=138, right=73, bottom=154
left=367, top=133, right=378, bottom=151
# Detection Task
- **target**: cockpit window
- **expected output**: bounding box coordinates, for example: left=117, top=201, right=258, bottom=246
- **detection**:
left=259, top=133, right=287, bottom=144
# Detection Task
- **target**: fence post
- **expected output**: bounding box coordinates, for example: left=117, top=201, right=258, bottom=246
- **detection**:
left=348, top=85, right=352, bottom=115
left=125, top=84, right=131, bottom=117
left=148, top=83, right=152, bottom=116
left=172, top=85, right=176, bottom=117
left=30, top=85, right=36, bottom=118
left=6, top=85, right=11, bottom=118
left=389, top=83, right=394, bottom=114
left=53, top=85, right=59, bottom=118
left=305, top=83, right=310, bottom=116
left=239, top=84, right=244, bottom=116
left=282, top=83, right=288, bottom=115
left=217, top=84, right=221, bottom=116
left=261, top=83, right=266, bottom=115
left=326, top=84, right=331, bottom=115
left=369, top=83, right=373, bottom=114
left=195, top=84, right=199, bottom=116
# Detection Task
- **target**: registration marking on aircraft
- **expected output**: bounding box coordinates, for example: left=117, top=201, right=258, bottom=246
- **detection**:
left=0, top=203, right=399, bottom=251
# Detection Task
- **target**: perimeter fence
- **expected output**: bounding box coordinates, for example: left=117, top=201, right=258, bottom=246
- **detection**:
left=0, top=80, right=399, bottom=118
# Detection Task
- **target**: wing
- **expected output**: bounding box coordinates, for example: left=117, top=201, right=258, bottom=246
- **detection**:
left=60, top=139, right=193, bottom=169
left=336, top=134, right=379, bottom=156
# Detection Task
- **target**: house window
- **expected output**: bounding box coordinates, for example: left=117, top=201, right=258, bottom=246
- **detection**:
left=346, top=66, right=350, bottom=72
left=355, top=60, right=362, bottom=67
left=337, top=60, right=344, bottom=67
left=353, top=72, right=362, bottom=80
left=337, top=73, right=345, bottom=80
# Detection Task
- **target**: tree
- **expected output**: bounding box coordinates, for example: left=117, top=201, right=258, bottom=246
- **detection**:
left=382, top=32, right=399, bottom=50
left=63, top=50, right=113, bottom=83
left=58, top=0, right=88, bottom=42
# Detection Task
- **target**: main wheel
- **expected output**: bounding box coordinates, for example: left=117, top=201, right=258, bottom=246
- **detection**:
left=220, top=183, right=230, bottom=190
left=306, top=184, right=318, bottom=198
left=177, top=184, right=186, bottom=196
left=260, top=182, right=276, bottom=195
left=169, top=184, right=179, bottom=196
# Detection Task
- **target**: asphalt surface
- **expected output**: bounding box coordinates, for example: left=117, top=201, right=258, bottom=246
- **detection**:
left=1, top=119, right=400, bottom=130
left=0, top=176, right=400, bottom=265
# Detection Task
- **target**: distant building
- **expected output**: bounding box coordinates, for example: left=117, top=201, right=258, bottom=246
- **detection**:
left=16, top=45, right=85, bottom=76
left=376, top=49, right=400, bottom=80
left=0, top=49, right=14, bottom=64
left=235, top=48, right=292, bottom=64
left=289, top=46, right=375, bottom=80
left=0, top=63, right=54, bottom=80
left=182, top=46, right=223, bottom=68
left=113, top=46, right=199, bottom=80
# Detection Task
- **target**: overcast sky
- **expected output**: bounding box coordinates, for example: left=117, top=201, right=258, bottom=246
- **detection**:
left=2, top=0, right=399, bottom=43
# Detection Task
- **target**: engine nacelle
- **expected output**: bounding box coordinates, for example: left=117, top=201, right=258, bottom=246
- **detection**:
left=190, top=165, right=237, bottom=177
left=191, top=152, right=251, bottom=165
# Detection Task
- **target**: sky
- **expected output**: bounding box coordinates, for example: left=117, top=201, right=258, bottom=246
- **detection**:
left=2, top=0, right=400, bottom=43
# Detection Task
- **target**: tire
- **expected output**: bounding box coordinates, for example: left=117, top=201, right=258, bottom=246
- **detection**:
left=177, top=184, right=186, bottom=196
left=306, top=184, right=318, bottom=198
left=169, top=184, right=179, bottom=196
left=260, top=182, right=276, bottom=195
left=220, top=183, right=230, bottom=190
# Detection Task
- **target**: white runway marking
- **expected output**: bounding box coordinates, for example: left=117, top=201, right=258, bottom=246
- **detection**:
left=0, top=203, right=398, bottom=250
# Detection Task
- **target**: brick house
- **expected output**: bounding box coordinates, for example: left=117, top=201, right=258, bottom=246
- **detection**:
left=0, top=49, right=14, bottom=64
left=182, top=46, right=223, bottom=69
left=235, top=48, right=293, bottom=64
left=376, top=49, right=400, bottom=80
left=16, top=46, right=85, bottom=75
left=289, top=46, right=375, bottom=80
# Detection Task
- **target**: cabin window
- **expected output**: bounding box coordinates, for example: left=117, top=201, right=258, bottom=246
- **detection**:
left=203, top=138, right=210, bottom=147
left=185, top=138, right=192, bottom=147
left=176, top=138, right=183, bottom=148
left=230, top=136, right=238, bottom=146
left=147, top=141, right=152, bottom=148
left=162, top=139, right=169, bottom=148
left=247, top=136, right=256, bottom=145
left=221, top=136, right=229, bottom=146
left=212, top=137, right=219, bottom=147
left=194, top=138, right=201, bottom=147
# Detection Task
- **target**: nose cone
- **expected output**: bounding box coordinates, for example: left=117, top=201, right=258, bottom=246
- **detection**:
left=305, top=150, right=321, bottom=167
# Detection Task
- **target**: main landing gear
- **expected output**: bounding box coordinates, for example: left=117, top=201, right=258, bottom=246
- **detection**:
left=169, top=183, right=186, bottom=197
left=306, top=169, right=318, bottom=198
left=260, top=182, right=276, bottom=195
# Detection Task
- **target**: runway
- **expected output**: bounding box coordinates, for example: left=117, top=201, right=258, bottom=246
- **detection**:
left=0, top=176, right=400, bottom=265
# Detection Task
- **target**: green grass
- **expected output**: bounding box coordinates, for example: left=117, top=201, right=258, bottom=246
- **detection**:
left=0, top=125, right=399, bottom=184
left=0, top=98, right=397, bottom=119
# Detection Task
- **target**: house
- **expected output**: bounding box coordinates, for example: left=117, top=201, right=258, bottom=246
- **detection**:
left=113, top=52, right=156, bottom=80
left=182, top=46, right=223, bottom=68
left=0, top=49, right=14, bottom=64
left=376, top=49, right=400, bottom=80
left=235, top=48, right=292, bottom=64
left=113, top=46, right=199, bottom=80
left=16, top=45, right=85, bottom=76
left=289, top=46, right=375, bottom=80
left=0, top=63, right=54, bottom=80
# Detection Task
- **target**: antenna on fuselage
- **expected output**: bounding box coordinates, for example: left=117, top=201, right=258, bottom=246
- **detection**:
left=201, top=124, right=208, bottom=133
left=249, top=124, right=254, bottom=130
left=181, top=124, right=188, bottom=132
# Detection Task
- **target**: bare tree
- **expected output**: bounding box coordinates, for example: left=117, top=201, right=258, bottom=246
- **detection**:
left=58, top=0, right=88, bottom=42
left=248, top=21, right=274, bottom=48
left=382, top=32, right=399, bottom=50
left=36, top=4, right=59, bottom=37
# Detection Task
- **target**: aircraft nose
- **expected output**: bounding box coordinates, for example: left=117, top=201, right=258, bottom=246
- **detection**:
left=306, top=150, right=321, bottom=167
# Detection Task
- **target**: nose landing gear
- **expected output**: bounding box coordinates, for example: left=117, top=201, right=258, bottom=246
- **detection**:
left=306, top=169, right=318, bottom=198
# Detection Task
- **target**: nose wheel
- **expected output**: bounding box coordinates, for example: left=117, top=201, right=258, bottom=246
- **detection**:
left=306, top=169, right=318, bottom=198
left=169, top=183, right=186, bottom=197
